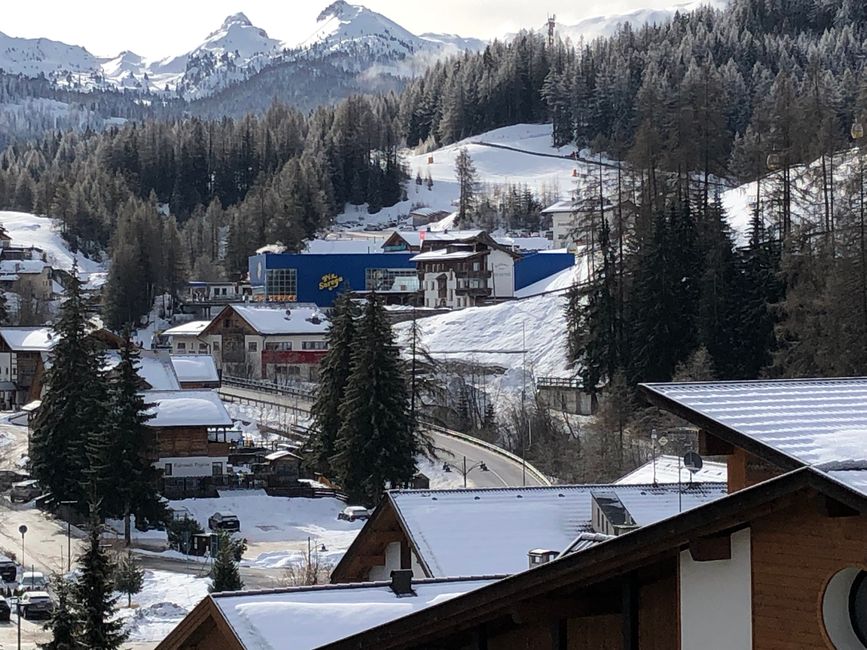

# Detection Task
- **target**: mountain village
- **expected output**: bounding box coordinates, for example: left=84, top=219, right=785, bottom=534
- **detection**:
left=0, top=0, right=864, bottom=649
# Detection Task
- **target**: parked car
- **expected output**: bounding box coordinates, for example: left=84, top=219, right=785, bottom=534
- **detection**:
left=0, top=596, right=10, bottom=622
left=9, top=480, right=41, bottom=503
left=0, top=556, right=17, bottom=583
left=208, top=512, right=240, bottom=533
left=19, top=591, right=53, bottom=619
left=0, top=471, right=29, bottom=491
left=19, top=571, right=47, bottom=592
left=338, top=506, right=371, bottom=522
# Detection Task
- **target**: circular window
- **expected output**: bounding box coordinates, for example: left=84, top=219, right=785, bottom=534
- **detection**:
left=823, top=567, right=867, bottom=649
left=851, top=572, right=867, bottom=645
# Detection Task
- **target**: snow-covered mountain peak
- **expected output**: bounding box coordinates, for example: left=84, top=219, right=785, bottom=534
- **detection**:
left=221, top=12, right=253, bottom=29
left=302, top=0, right=422, bottom=50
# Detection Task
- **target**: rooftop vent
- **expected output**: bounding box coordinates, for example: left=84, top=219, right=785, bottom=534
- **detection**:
left=390, top=569, right=415, bottom=597
left=591, top=491, right=639, bottom=537
left=528, top=548, right=558, bottom=569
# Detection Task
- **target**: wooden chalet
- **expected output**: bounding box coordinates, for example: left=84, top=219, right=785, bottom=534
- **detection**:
left=145, top=390, right=235, bottom=499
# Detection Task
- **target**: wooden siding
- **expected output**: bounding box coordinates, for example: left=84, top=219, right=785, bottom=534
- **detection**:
left=154, top=427, right=228, bottom=457
left=727, top=447, right=782, bottom=493
left=751, top=495, right=867, bottom=648
left=567, top=615, right=621, bottom=649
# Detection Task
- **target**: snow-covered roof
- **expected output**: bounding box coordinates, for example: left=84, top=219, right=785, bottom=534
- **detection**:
left=410, top=250, right=479, bottom=262
left=409, top=207, right=448, bottom=217
left=170, top=355, right=220, bottom=384
left=643, top=378, right=867, bottom=498
left=421, top=229, right=485, bottom=242
left=103, top=350, right=180, bottom=391
left=0, top=327, right=55, bottom=352
left=212, top=578, right=497, bottom=649
left=161, top=320, right=211, bottom=337
left=388, top=483, right=726, bottom=576
left=229, top=305, right=329, bottom=335
left=144, top=390, right=232, bottom=428
left=541, top=199, right=575, bottom=214
left=0, top=260, right=49, bottom=274
left=494, top=236, right=552, bottom=251
left=264, top=450, right=301, bottom=462
left=304, top=238, right=386, bottom=254
left=615, top=454, right=728, bottom=485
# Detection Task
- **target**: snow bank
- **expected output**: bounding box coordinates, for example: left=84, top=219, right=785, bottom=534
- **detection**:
left=120, top=569, right=209, bottom=642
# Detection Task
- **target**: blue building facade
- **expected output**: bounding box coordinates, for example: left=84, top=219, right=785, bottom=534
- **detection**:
left=249, top=249, right=575, bottom=307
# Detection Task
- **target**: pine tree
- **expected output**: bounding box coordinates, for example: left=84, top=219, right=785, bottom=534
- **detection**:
left=92, top=334, right=164, bottom=546
left=333, top=293, right=418, bottom=505
left=0, top=291, right=9, bottom=326
left=309, top=292, right=357, bottom=476
left=454, top=148, right=478, bottom=224
left=113, top=552, right=145, bottom=608
left=74, top=505, right=127, bottom=650
left=31, top=266, right=109, bottom=507
left=209, top=531, right=244, bottom=593
left=40, top=576, right=80, bottom=650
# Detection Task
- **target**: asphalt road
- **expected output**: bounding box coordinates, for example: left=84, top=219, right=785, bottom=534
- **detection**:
left=219, top=384, right=548, bottom=488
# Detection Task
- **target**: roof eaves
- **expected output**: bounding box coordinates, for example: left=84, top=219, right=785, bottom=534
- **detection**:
left=386, top=491, right=435, bottom=578
left=320, top=468, right=824, bottom=650
left=639, top=382, right=804, bottom=473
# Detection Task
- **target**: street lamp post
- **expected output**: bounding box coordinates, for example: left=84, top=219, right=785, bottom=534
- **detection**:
left=442, top=456, right=489, bottom=488
left=17, top=525, right=26, bottom=581
left=60, top=500, right=77, bottom=573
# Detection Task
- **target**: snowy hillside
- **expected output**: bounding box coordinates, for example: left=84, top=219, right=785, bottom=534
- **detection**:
left=0, top=30, right=101, bottom=83
left=0, top=211, right=104, bottom=275
left=557, top=0, right=729, bottom=43
left=338, top=124, right=585, bottom=226
left=395, top=291, right=574, bottom=408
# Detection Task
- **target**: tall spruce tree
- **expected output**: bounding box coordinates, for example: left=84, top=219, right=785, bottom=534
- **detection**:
left=455, top=147, right=478, bottom=225
left=31, top=266, right=109, bottom=506
left=309, top=292, right=357, bottom=475
left=41, top=576, right=80, bottom=650
left=209, top=531, right=244, bottom=593
left=91, top=335, right=164, bottom=546
left=333, top=293, right=418, bottom=505
left=74, top=505, right=127, bottom=650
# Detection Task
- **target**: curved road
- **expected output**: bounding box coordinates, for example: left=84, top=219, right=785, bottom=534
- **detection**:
left=218, top=384, right=547, bottom=488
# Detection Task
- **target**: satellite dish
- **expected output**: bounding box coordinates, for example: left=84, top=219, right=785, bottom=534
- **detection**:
left=683, top=451, right=703, bottom=475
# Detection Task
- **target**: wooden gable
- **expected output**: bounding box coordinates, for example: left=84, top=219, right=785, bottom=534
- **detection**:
left=201, top=306, right=256, bottom=337
left=155, top=596, right=243, bottom=650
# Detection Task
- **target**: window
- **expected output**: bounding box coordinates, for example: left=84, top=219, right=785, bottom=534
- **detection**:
left=365, top=268, right=419, bottom=293
left=223, top=319, right=231, bottom=328
left=265, top=341, right=293, bottom=351
left=212, top=342, right=220, bottom=351
left=176, top=342, right=186, bottom=351
left=163, top=463, right=172, bottom=477
left=302, top=341, right=328, bottom=351
left=823, top=567, right=867, bottom=648
left=198, top=343, right=208, bottom=352
left=265, top=268, right=298, bottom=302
left=473, top=261, right=481, bottom=271
left=248, top=341, right=258, bottom=352
left=212, top=462, right=223, bottom=477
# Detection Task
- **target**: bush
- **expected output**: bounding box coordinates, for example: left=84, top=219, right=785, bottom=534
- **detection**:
left=166, top=517, right=204, bottom=553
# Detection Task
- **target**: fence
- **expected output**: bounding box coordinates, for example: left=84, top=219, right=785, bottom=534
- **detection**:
left=222, top=375, right=315, bottom=400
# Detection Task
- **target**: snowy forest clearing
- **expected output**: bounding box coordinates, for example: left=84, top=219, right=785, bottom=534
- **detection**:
left=0, top=210, right=104, bottom=275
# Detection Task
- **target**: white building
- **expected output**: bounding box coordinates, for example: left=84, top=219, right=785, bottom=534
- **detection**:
left=541, top=199, right=579, bottom=249
left=410, top=230, right=519, bottom=309
left=160, top=320, right=212, bottom=355
left=200, top=304, right=330, bottom=382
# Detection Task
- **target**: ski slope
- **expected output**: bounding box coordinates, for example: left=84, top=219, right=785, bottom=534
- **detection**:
left=0, top=211, right=104, bottom=274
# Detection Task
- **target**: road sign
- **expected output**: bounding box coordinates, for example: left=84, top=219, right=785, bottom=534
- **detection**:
left=684, top=451, right=703, bottom=474
left=657, top=436, right=669, bottom=448
left=17, top=525, right=26, bottom=536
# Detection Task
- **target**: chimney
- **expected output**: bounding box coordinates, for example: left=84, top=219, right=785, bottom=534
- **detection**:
left=528, top=548, right=558, bottom=569
left=390, top=569, right=415, bottom=597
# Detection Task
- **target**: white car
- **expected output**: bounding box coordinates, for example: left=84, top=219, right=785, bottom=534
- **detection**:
left=338, top=506, right=371, bottom=522
left=19, top=571, right=47, bottom=591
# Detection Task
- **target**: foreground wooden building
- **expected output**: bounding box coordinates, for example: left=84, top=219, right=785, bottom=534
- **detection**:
left=158, top=378, right=867, bottom=649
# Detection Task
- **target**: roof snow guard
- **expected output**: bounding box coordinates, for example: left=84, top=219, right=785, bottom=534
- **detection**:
left=641, top=377, right=867, bottom=499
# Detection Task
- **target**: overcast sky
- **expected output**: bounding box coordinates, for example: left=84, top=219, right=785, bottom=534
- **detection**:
left=2, top=0, right=689, bottom=60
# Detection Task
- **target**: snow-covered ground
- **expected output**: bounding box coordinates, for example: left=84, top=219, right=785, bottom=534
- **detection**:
left=119, top=569, right=210, bottom=643
left=395, top=290, right=572, bottom=411
left=336, top=124, right=584, bottom=226
left=0, top=211, right=103, bottom=274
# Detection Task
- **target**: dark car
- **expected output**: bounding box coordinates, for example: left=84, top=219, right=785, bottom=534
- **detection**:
left=9, top=480, right=41, bottom=503
left=19, top=591, right=52, bottom=619
left=208, top=512, right=240, bottom=533
left=0, top=556, right=16, bottom=583
left=0, top=597, right=10, bottom=622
